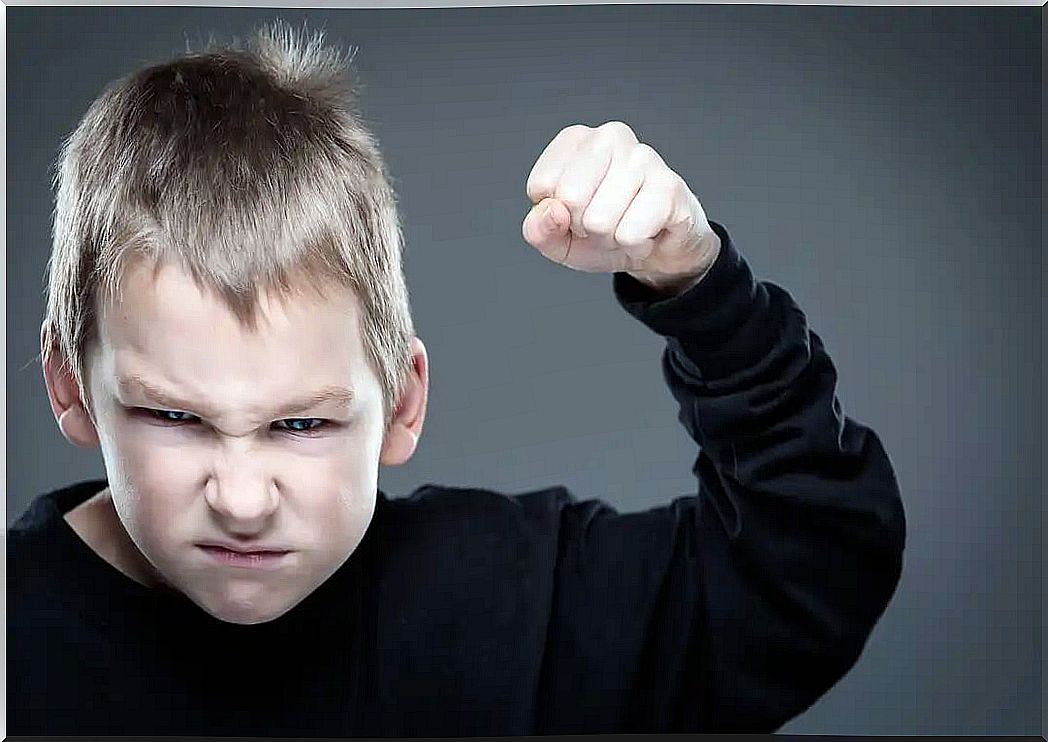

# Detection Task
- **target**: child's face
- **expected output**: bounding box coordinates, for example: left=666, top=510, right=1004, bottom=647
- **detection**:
left=63, top=256, right=424, bottom=624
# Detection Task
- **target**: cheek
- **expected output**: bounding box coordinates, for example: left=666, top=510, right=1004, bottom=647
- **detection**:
left=99, top=436, right=202, bottom=553
left=298, top=450, right=375, bottom=514
left=291, top=416, right=383, bottom=483
left=295, top=438, right=379, bottom=541
left=111, top=431, right=199, bottom=497
left=100, top=406, right=194, bottom=477
left=319, top=485, right=376, bottom=555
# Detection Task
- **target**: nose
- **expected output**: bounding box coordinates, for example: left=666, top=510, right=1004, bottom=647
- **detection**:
left=204, top=443, right=279, bottom=532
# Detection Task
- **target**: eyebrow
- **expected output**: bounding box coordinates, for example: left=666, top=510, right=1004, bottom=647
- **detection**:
left=116, top=374, right=356, bottom=419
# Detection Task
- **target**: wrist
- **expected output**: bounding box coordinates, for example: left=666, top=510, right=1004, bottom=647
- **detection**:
left=628, top=232, right=722, bottom=298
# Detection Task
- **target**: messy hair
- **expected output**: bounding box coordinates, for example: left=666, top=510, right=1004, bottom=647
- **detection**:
left=43, top=19, right=414, bottom=432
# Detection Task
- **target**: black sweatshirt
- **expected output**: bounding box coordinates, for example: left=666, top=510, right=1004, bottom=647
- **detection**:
left=7, top=221, right=906, bottom=736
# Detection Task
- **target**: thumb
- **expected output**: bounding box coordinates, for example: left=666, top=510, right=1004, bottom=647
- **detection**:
left=522, top=197, right=570, bottom=260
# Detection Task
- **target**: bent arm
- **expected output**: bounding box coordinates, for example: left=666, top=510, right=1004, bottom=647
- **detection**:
left=532, top=220, right=905, bottom=734
left=614, top=220, right=907, bottom=731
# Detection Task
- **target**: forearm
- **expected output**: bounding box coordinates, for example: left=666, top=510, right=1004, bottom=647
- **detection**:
left=614, top=220, right=906, bottom=731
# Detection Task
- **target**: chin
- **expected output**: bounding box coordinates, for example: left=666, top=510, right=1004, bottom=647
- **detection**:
left=201, top=596, right=301, bottom=625
left=178, top=578, right=307, bottom=625
left=217, top=609, right=293, bottom=626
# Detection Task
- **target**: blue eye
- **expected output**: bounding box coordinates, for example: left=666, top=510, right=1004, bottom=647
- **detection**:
left=138, top=408, right=328, bottom=437
left=147, top=409, right=199, bottom=424
left=274, top=418, right=326, bottom=434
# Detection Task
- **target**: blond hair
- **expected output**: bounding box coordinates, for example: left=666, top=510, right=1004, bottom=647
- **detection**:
left=42, top=20, right=415, bottom=432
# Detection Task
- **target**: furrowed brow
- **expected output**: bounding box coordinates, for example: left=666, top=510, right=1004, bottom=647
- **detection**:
left=118, top=375, right=206, bottom=415
left=117, top=375, right=355, bottom=419
left=272, top=387, right=356, bottom=418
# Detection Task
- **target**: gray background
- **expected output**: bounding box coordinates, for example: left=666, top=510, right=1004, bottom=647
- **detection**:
left=6, top=5, right=1041, bottom=736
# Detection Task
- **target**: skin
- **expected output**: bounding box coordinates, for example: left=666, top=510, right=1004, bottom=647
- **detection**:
left=521, top=121, right=721, bottom=295
left=44, top=258, right=429, bottom=625
left=44, top=119, right=718, bottom=626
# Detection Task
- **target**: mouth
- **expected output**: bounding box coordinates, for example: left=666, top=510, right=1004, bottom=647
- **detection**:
left=197, top=542, right=291, bottom=554
left=197, top=544, right=292, bottom=568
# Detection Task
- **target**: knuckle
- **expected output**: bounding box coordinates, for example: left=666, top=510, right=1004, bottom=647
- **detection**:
left=615, top=228, right=648, bottom=249
left=660, top=170, right=683, bottom=192
left=527, top=175, right=555, bottom=200
left=599, top=120, right=636, bottom=140
left=648, top=168, right=678, bottom=193
left=582, top=127, right=619, bottom=158
left=590, top=131, right=617, bottom=154
left=561, top=192, right=586, bottom=212
left=670, top=173, right=691, bottom=200
left=556, top=188, right=587, bottom=212
left=581, top=208, right=615, bottom=236
left=559, top=123, right=593, bottom=144
left=632, top=142, right=664, bottom=167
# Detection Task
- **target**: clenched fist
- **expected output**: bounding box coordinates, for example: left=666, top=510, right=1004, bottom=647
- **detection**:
left=522, top=121, right=721, bottom=295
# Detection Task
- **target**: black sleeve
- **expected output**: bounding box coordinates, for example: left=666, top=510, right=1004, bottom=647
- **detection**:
left=531, top=221, right=907, bottom=734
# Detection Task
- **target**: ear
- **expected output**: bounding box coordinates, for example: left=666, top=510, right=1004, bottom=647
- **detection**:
left=379, top=336, right=429, bottom=467
left=41, top=324, right=100, bottom=448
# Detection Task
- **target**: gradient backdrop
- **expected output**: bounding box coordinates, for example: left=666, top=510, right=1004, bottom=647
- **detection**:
left=6, top=5, right=1042, bottom=736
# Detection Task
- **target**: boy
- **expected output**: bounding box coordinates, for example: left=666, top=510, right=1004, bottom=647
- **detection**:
left=8, top=20, right=906, bottom=736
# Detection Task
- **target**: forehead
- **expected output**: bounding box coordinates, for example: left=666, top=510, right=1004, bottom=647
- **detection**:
left=94, top=256, right=370, bottom=405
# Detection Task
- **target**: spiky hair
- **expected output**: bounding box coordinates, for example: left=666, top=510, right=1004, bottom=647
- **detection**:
left=44, top=19, right=414, bottom=431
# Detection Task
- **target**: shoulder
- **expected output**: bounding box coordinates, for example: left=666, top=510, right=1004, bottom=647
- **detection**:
left=374, top=482, right=577, bottom=539
left=8, top=495, right=58, bottom=590
left=8, top=479, right=107, bottom=608
left=360, top=483, right=581, bottom=590
left=367, top=483, right=685, bottom=556
left=357, top=484, right=584, bottom=726
left=10, top=479, right=107, bottom=536
left=8, top=517, right=75, bottom=646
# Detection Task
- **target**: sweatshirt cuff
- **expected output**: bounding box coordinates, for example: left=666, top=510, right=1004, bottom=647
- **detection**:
left=612, top=220, right=779, bottom=382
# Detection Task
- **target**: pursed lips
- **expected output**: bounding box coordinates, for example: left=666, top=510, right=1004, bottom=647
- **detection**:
left=198, top=542, right=292, bottom=554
